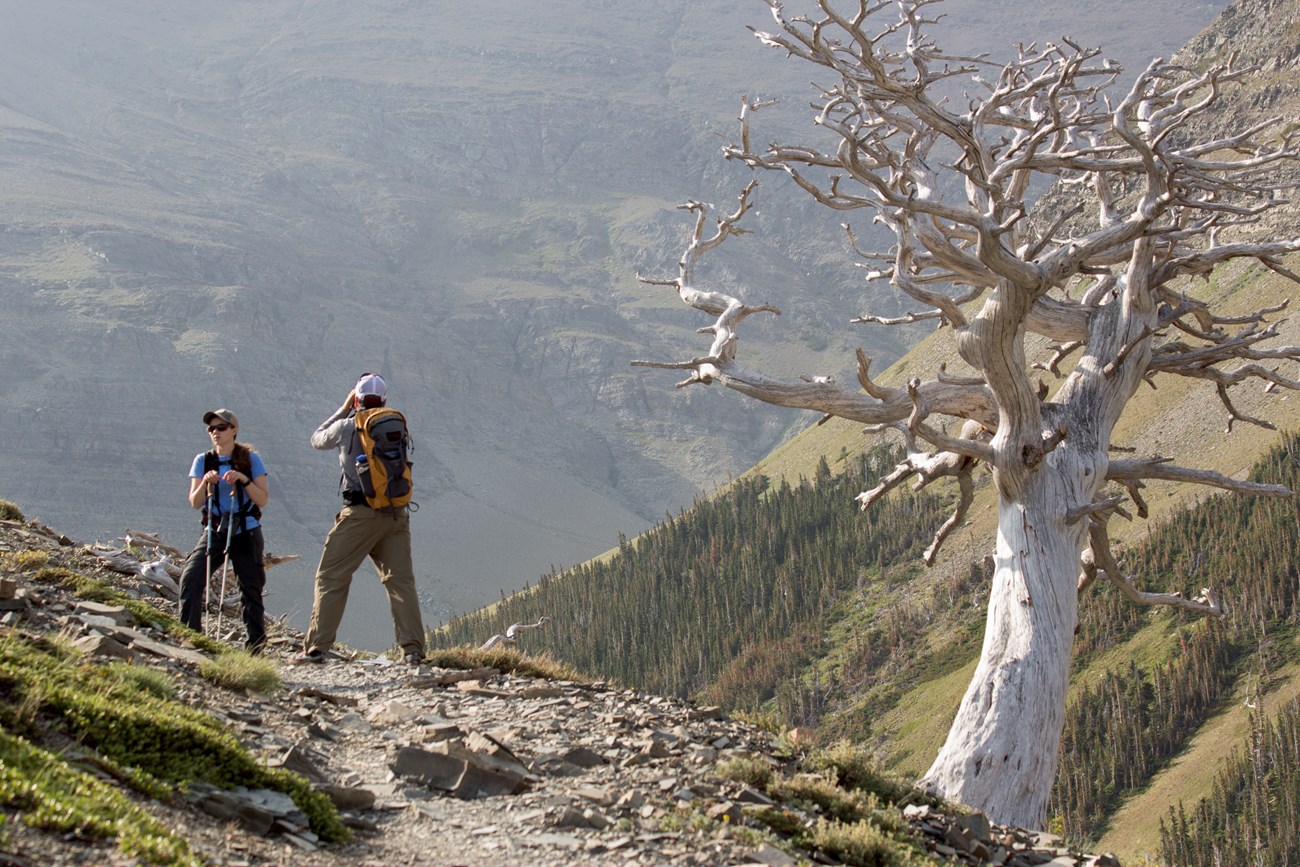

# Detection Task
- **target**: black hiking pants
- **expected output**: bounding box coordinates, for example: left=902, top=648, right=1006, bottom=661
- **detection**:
left=179, top=525, right=267, bottom=652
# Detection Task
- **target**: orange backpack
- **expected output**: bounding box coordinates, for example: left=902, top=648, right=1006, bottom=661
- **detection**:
left=353, top=407, right=413, bottom=511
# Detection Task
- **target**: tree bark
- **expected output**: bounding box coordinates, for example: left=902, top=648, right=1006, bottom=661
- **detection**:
left=919, top=462, right=1092, bottom=829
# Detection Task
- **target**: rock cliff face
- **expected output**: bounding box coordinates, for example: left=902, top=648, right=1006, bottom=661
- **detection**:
left=0, top=0, right=1231, bottom=647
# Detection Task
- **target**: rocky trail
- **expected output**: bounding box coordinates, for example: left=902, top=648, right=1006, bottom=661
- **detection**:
left=1, top=513, right=1120, bottom=866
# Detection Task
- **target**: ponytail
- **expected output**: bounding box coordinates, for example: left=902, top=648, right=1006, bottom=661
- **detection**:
left=230, top=443, right=257, bottom=478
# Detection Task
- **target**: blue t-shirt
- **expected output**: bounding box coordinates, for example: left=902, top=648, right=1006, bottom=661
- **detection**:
left=189, top=451, right=267, bottom=532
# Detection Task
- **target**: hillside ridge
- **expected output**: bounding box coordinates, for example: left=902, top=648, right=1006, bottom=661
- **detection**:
left=0, top=500, right=1127, bottom=866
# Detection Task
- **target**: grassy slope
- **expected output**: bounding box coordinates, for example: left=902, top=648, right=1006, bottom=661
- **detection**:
left=1097, top=661, right=1300, bottom=861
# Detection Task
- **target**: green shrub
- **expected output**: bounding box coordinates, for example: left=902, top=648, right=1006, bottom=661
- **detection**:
left=749, top=805, right=806, bottom=837
left=805, top=741, right=938, bottom=808
left=716, top=754, right=775, bottom=789
left=0, top=550, right=48, bottom=572
left=732, top=707, right=784, bottom=734
left=810, top=817, right=929, bottom=867
left=425, top=644, right=588, bottom=682
left=108, top=662, right=176, bottom=700
left=200, top=651, right=280, bottom=693
left=0, top=499, right=24, bottom=522
left=773, top=772, right=870, bottom=823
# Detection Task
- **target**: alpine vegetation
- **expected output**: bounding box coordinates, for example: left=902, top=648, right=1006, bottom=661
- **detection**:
left=634, top=0, right=1300, bottom=829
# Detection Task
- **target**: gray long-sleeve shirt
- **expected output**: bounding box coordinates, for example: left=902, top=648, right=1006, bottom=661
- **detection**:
left=311, top=406, right=364, bottom=494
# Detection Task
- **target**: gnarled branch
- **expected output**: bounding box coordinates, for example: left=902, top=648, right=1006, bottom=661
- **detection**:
left=1079, top=518, right=1224, bottom=617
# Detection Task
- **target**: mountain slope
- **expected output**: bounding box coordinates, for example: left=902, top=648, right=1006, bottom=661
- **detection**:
left=0, top=501, right=1132, bottom=866
left=440, top=0, right=1300, bottom=860
left=0, top=0, right=1233, bottom=650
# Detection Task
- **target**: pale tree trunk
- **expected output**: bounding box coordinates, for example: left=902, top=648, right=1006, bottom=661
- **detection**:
left=919, top=460, right=1094, bottom=829
left=920, top=281, right=1144, bottom=827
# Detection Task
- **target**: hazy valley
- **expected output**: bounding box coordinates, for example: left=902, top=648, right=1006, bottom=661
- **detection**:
left=0, top=0, right=1232, bottom=647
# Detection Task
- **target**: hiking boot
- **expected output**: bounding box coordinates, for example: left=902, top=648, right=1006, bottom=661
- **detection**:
left=290, top=649, right=325, bottom=665
left=404, top=651, right=423, bottom=666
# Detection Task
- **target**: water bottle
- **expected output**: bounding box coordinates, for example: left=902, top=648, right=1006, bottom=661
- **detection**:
left=355, top=453, right=375, bottom=499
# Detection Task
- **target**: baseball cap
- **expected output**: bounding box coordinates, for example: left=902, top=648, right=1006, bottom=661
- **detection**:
left=202, top=408, right=239, bottom=428
left=355, top=373, right=387, bottom=401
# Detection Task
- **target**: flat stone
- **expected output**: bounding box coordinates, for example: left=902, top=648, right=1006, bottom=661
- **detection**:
left=318, top=784, right=377, bottom=811
left=266, top=744, right=326, bottom=783
left=392, top=746, right=466, bottom=790
left=520, top=685, right=564, bottom=699
left=390, top=745, right=526, bottom=799
left=129, top=634, right=210, bottom=666
left=574, top=786, right=613, bottom=805
left=747, top=845, right=798, bottom=867
left=455, top=680, right=510, bottom=698
left=369, top=699, right=418, bottom=725
left=296, top=687, right=360, bottom=707
left=73, top=601, right=135, bottom=625
left=528, top=833, right=583, bottom=849
left=413, top=667, right=498, bottom=687
left=72, top=613, right=125, bottom=632
left=561, top=746, right=606, bottom=769
left=552, top=806, right=590, bottom=829
left=279, top=832, right=318, bottom=851
left=615, top=790, right=644, bottom=810
left=453, top=760, right=528, bottom=799
left=307, top=721, right=344, bottom=742
left=335, top=712, right=373, bottom=734
left=73, top=633, right=134, bottom=660
left=955, top=812, right=992, bottom=841
left=735, top=785, right=775, bottom=806
left=708, top=801, right=743, bottom=823
left=185, top=784, right=304, bottom=837
left=531, top=755, right=587, bottom=777
left=640, top=739, right=671, bottom=758
left=422, top=722, right=462, bottom=742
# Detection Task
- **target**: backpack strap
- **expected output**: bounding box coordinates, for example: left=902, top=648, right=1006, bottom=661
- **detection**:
left=202, top=450, right=260, bottom=532
left=200, top=450, right=218, bottom=527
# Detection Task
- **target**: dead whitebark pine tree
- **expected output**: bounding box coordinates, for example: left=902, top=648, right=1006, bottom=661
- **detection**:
left=633, top=0, right=1300, bottom=830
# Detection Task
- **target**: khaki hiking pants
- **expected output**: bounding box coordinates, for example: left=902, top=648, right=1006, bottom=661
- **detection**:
left=304, top=505, right=425, bottom=656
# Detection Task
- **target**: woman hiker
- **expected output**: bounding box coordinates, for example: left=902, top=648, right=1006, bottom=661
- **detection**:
left=177, top=408, right=271, bottom=653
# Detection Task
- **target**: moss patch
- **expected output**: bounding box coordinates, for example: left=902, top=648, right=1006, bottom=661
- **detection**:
left=0, top=730, right=198, bottom=865
left=0, top=627, right=347, bottom=852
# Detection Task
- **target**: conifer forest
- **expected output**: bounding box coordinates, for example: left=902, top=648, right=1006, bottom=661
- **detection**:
left=438, top=434, right=1300, bottom=856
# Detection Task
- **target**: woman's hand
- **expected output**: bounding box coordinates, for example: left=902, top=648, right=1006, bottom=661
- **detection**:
left=221, top=469, right=251, bottom=486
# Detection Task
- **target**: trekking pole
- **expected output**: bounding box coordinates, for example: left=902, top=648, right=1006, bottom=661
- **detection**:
left=215, top=484, right=238, bottom=639
left=200, top=483, right=216, bottom=632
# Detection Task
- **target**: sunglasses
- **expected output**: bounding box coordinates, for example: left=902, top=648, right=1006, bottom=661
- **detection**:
left=207, top=423, right=232, bottom=433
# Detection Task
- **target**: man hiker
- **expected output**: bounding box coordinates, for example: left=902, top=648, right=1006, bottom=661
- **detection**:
left=295, top=374, right=426, bottom=665
left=177, top=408, right=271, bottom=653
